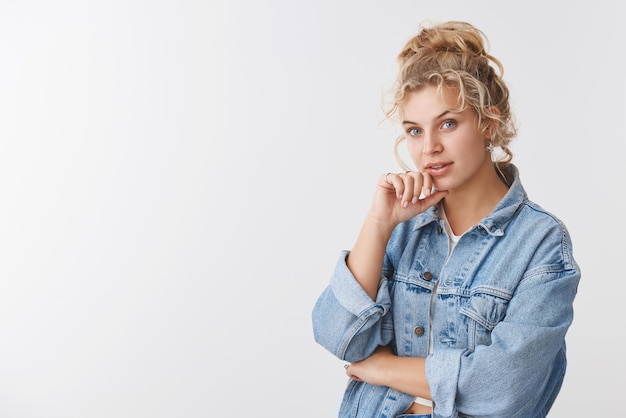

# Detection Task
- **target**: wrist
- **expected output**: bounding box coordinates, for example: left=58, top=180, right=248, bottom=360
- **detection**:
left=363, top=213, right=397, bottom=237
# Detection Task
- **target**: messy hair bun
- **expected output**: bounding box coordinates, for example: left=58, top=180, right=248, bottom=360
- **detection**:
left=389, top=21, right=517, bottom=171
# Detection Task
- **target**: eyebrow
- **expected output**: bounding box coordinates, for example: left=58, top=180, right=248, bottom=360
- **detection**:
left=402, top=110, right=452, bottom=125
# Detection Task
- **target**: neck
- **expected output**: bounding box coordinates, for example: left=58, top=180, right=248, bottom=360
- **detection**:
left=442, top=162, right=509, bottom=235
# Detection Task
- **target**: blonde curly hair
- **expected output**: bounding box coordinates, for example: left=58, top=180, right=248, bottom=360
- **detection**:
left=387, top=21, right=517, bottom=176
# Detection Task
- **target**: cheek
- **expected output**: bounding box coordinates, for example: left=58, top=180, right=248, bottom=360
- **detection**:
left=468, top=140, right=489, bottom=161
left=406, top=140, right=423, bottom=164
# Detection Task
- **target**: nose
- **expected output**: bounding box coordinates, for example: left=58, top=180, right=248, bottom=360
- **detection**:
left=422, top=132, right=442, bottom=156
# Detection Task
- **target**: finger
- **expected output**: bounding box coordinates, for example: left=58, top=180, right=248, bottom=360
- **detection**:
left=384, top=173, right=405, bottom=200
left=400, top=172, right=415, bottom=207
left=379, top=172, right=394, bottom=189
left=405, top=171, right=424, bottom=204
left=418, top=190, right=448, bottom=211
left=422, top=171, right=433, bottom=197
left=344, top=364, right=360, bottom=381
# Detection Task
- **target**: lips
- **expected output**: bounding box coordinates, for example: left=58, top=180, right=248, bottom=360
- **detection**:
left=424, top=162, right=452, bottom=175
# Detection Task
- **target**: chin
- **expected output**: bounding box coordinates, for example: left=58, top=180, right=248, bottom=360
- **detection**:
left=432, top=179, right=457, bottom=193
left=432, top=179, right=448, bottom=192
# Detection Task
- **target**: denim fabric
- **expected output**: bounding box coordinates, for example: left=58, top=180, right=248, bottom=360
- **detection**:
left=312, top=165, right=580, bottom=418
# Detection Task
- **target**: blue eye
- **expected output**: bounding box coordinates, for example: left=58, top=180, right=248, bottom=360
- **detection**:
left=407, top=127, right=421, bottom=136
left=442, top=120, right=456, bottom=129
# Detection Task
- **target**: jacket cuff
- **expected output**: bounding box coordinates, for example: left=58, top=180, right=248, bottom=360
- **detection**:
left=426, top=348, right=464, bottom=418
left=330, top=250, right=391, bottom=316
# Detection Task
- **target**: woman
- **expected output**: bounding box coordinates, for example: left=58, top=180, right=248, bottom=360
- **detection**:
left=312, top=21, right=580, bottom=418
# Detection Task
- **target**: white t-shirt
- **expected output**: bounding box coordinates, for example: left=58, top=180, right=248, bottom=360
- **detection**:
left=440, top=205, right=462, bottom=253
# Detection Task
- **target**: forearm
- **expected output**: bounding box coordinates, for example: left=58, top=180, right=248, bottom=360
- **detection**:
left=347, top=347, right=431, bottom=400
left=347, top=216, right=396, bottom=300
left=346, top=172, right=446, bottom=300
left=384, top=355, right=431, bottom=399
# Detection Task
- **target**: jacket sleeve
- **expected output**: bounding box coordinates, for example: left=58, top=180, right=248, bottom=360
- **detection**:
left=426, top=266, right=580, bottom=418
left=312, top=250, right=394, bottom=362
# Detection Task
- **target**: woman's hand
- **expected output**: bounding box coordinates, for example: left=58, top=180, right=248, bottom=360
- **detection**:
left=344, top=345, right=395, bottom=387
left=369, top=171, right=447, bottom=227
left=345, top=171, right=447, bottom=300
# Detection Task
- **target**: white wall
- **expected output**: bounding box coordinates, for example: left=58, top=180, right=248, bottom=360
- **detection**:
left=0, top=0, right=622, bottom=416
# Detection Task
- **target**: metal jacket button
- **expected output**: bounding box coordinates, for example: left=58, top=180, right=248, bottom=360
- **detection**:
left=414, top=326, right=425, bottom=337
left=423, top=271, right=433, bottom=281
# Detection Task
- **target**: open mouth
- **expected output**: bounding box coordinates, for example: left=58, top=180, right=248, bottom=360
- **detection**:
left=425, top=162, right=452, bottom=175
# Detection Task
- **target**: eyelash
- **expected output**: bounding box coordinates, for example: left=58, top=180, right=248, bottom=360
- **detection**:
left=407, top=128, right=421, bottom=136
left=406, top=120, right=456, bottom=136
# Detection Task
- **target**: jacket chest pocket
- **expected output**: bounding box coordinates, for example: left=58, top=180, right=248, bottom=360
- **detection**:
left=459, top=292, right=510, bottom=350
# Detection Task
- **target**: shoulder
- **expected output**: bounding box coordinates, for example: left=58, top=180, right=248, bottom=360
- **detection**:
left=512, top=199, right=579, bottom=272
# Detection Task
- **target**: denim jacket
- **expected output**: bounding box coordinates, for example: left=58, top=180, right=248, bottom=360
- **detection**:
left=312, top=165, right=580, bottom=418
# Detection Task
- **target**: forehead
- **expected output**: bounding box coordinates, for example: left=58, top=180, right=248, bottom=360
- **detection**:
left=400, top=84, right=464, bottom=120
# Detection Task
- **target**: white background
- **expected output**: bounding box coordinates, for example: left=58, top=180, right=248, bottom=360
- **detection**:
left=0, top=0, right=623, bottom=416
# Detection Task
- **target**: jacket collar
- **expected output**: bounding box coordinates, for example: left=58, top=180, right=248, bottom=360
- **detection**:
left=411, top=164, right=527, bottom=236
